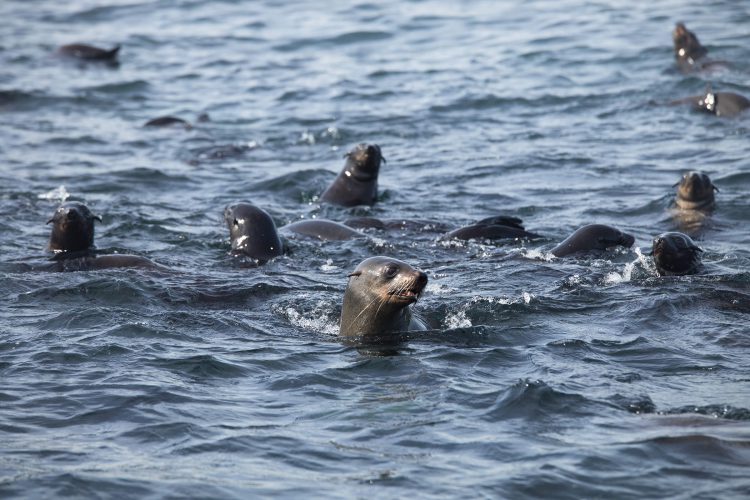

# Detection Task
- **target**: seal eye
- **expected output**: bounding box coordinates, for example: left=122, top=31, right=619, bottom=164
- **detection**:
left=233, top=218, right=240, bottom=227
left=383, top=264, right=399, bottom=279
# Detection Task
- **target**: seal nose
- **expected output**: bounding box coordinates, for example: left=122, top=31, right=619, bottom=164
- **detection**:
left=366, top=144, right=384, bottom=163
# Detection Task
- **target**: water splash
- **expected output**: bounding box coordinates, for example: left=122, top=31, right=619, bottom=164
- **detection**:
left=277, top=299, right=339, bottom=336
left=603, top=247, right=654, bottom=284
left=37, top=185, right=70, bottom=202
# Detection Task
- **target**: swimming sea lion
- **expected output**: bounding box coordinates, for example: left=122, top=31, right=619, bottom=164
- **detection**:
left=144, top=116, right=192, bottom=129
left=57, top=44, right=120, bottom=61
left=224, top=202, right=283, bottom=261
left=551, top=224, right=635, bottom=257
left=671, top=171, right=717, bottom=235
left=441, top=215, right=541, bottom=242
left=281, top=219, right=365, bottom=241
left=651, top=232, right=703, bottom=276
left=672, top=23, right=707, bottom=70
left=319, top=143, right=385, bottom=207
left=48, top=202, right=101, bottom=252
left=339, top=256, right=428, bottom=341
left=672, top=23, right=730, bottom=73
left=693, top=91, right=750, bottom=118
left=674, top=171, right=717, bottom=210
left=46, top=202, right=161, bottom=270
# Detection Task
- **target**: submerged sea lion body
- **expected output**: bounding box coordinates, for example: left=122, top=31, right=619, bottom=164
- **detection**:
left=281, top=219, right=364, bottom=241
left=144, top=116, right=192, bottom=129
left=320, top=143, right=384, bottom=207
left=57, top=44, right=120, bottom=61
left=48, top=253, right=163, bottom=272
left=224, top=202, right=283, bottom=261
left=693, top=91, right=750, bottom=118
left=651, top=232, right=703, bottom=276
left=551, top=224, right=635, bottom=257
left=339, top=256, right=428, bottom=341
left=441, top=216, right=541, bottom=242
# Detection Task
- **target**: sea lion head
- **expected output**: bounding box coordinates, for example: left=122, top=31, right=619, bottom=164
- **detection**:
left=47, top=202, right=101, bottom=253
left=223, top=202, right=283, bottom=261
left=672, top=23, right=707, bottom=61
left=340, top=256, right=427, bottom=338
left=343, top=143, right=385, bottom=182
left=595, top=224, right=635, bottom=250
left=675, top=171, right=717, bottom=209
left=651, top=232, right=703, bottom=276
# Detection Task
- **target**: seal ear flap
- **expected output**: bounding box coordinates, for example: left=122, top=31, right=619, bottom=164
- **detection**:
left=46, top=218, right=54, bottom=225
left=94, top=215, right=103, bottom=223
left=672, top=181, right=681, bottom=188
left=348, top=271, right=362, bottom=278
left=712, top=185, right=720, bottom=193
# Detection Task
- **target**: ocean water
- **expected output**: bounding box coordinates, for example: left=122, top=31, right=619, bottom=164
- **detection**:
left=1, top=0, right=749, bottom=497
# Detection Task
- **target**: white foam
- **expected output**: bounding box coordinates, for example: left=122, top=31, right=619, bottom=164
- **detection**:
left=521, top=247, right=555, bottom=262
left=444, top=309, right=472, bottom=329
left=38, top=185, right=70, bottom=202
left=320, top=259, right=339, bottom=272
left=299, top=130, right=316, bottom=145
left=280, top=300, right=338, bottom=336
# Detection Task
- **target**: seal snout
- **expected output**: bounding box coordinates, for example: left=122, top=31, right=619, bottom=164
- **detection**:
left=390, top=269, right=427, bottom=303
left=350, top=143, right=384, bottom=168
left=619, top=231, right=636, bottom=248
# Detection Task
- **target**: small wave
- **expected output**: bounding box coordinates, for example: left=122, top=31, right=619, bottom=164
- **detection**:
left=150, top=354, right=248, bottom=378
left=661, top=404, right=750, bottom=421
left=274, top=31, right=392, bottom=51
left=484, top=379, right=597, bottom=420
left=77, top=80, right=150, bottom=94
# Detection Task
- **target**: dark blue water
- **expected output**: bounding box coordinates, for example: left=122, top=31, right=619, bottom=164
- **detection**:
left=2, top=0, right=749, bottom=497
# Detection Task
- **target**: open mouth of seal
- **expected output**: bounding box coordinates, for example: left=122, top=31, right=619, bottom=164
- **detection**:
left=389, top=286, right=422, bottom=303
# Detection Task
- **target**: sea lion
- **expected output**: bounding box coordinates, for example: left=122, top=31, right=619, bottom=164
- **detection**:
left=48, top=202, right=101, bottom=253
left=57, top=44, right=120, bottom=62
left=673, top=23, right=708, bottom=71
left=551, top=224, right=635, bottom=257
left=674, top=171, right=717, bottom=210
left=46, top=202, right=161, bottom=270
left=651, top=232, right=703, bottom=276
left=339, top=256, right=428, bottom=341
left=671, top=171, right=718, bottom=235
left=224, top=202, right=283, bottom=261
left=441, top=216, right=541, bottom=242
left=671, top=23, right=728, bottom=73
left=281, top=219, right=365, bottom=241
left=319, top=143, right=385, bottom=207
left=144, top=116, right=192, bottom=129
left=693, top=91, right=750, bottom=118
